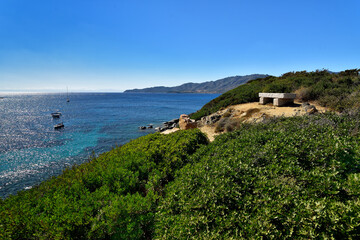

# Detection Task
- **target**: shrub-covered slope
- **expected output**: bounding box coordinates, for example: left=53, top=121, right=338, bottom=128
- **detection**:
left=155, top=113, right=360, bottom=239
left=0, top=130, right=208, bottom=239
left=191, top=69, right=360, bottom=120
left=2, top=112, right=360, bottom=239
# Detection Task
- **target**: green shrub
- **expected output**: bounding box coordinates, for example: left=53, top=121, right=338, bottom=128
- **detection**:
left=222, top=110, right=232, bottom=118
left=155, top=113, right=360, bottom=239
left=215, top=117, right=241, bottom=133
left=224, top=118, right=241, bottom=132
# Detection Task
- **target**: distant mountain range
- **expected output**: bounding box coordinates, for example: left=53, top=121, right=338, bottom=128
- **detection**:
left=124, top=74, right=270, bottom=93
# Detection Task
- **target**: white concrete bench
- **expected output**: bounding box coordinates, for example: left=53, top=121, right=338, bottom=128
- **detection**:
left=259, top=93, right=296, bottom=106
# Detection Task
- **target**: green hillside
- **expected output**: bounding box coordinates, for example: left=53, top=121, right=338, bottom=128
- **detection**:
left=191, top=69, right=360, bottom=120
left=156, top=113, right=360, bottom=239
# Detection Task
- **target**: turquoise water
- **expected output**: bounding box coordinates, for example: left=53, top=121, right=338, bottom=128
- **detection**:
left=0, top=92, right=219, bottom=198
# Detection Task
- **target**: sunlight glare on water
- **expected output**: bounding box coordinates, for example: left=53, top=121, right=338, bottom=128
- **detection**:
left=0, top=92, right=219, bottom=198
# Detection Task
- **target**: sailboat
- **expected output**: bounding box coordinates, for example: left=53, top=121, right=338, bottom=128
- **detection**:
left=66, top=87, right=70, bottom=102
left=54, top=122, right=64, bottom=129
left=51, top=111, right=62, bottom=118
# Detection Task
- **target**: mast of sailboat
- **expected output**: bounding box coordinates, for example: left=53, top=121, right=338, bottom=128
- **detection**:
left=66, top=86, right=70, bottom=102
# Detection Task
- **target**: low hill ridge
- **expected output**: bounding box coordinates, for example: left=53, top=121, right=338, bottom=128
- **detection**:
left=124, top=74, right=269, bottom=93
left=190, top=69, right=360, bottom=119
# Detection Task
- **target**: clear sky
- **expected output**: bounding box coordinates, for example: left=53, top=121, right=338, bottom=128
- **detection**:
left=0, top=0, right=359, bottom=92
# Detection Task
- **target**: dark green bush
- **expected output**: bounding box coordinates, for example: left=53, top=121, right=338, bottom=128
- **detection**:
left=155, top=113, right=360, bottom=239
left=214, top=117, right=241, bottom=133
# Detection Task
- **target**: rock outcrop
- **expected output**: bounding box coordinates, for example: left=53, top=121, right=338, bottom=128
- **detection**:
left=179, top=114, right=197, bottom=130
left=154, top=118, right=180, bottom=132
left=302, top=102, right=318, bottom=114
left=201, top=113, right=221, bottom=125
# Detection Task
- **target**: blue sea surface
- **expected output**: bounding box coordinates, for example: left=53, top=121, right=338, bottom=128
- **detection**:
left=0, top=92, right=219, bottom=198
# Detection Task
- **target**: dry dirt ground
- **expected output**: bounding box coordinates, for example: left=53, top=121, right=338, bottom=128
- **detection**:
left=161, top=128, right=180, bottom=135
left=163, top=101, right=329, bottom=142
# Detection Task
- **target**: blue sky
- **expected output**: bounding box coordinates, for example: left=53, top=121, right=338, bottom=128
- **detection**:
left=0, top=0, right=359, bottom=92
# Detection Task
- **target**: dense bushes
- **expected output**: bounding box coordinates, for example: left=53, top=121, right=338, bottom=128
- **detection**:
left=0, top=130, right=208, bottom=239
left=155, top=113, right=360, bottom=239
left=191, top=69, right=360, bottom=120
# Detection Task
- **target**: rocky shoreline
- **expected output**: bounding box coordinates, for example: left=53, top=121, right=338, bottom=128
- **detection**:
left=155, top=118, right=179, bottom=132
left=138, top=118, right=179, bottom=132
left=139, top=113, right=199, bottom=133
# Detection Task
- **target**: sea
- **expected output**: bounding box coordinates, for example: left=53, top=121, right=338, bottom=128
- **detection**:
left=0, top=92, right=219, bottom=198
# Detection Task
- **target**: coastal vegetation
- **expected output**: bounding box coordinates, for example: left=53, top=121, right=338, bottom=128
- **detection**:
left=1, top=69, right=360, bottom=239
left=156, top=113, right=360, bottom=238
left=2, top=112, right=360, bottom=239
left=191, top=69, right=360, bottom=120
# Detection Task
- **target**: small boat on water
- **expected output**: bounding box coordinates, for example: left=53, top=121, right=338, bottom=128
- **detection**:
left=51, top=112, right=62, bottom=118
left=54, top=122, right=64, bottom=130
left=66, top=87, right=70, bottom=102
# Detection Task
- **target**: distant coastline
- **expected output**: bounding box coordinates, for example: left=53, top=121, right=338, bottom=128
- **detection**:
left=124, top=74, right=269, bottom=93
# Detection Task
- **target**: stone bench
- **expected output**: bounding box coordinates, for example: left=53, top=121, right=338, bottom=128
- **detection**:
left=259, top=93, right=296, bottom=107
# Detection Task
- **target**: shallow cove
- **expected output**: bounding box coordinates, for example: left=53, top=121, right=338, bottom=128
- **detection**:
left=0, top=92, right=219, bottom=198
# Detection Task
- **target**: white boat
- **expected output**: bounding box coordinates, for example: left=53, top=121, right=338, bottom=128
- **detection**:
left=51, top=112, right=62, bottom=118
left=66, top=87, right=70, bottom=102
left=54, top=122, right=64, bottom=129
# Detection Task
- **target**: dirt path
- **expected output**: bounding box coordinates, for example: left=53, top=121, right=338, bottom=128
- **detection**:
left=230, top=101, right=327, bottom=118
left=162, top=101, right=329, bottom=142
